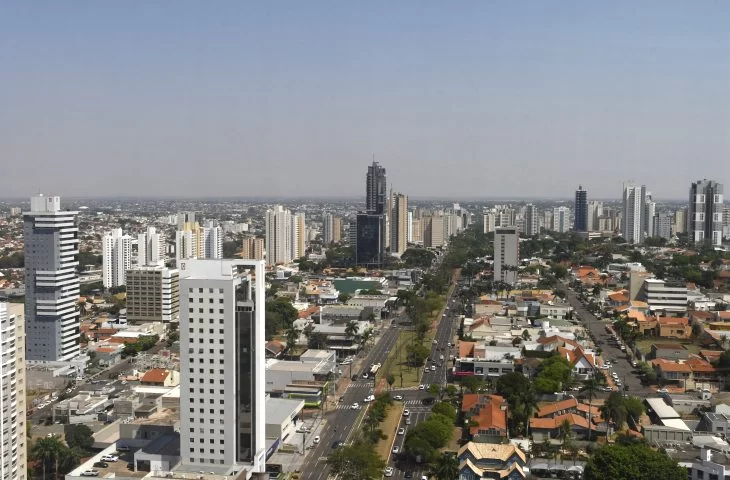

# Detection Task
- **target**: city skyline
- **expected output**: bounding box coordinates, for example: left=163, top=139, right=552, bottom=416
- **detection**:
left=3, top=2, right=730, bottom=199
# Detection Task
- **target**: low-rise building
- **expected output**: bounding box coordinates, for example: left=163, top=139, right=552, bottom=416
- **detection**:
left=637, top=278, right=688, bottom=314
left=457, top=442, right=527, bottom=480
left=140, top=368, right=180, bottom=387
left=461, top=394, right=507, bottom=444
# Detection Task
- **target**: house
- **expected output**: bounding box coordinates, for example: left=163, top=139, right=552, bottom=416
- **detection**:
left=650, top=343, right=689, bottom=361
left=536, top=397, right=601, bottom=421
left=529, top=413, right=600, bottom=441
left=265, top=340, right=286, bottom=359
left=557, top=346, right=598, bottom=380
left=539, top=303, right=573, bottom=320
left=461, top=394, right=507, bottom=443
left=458, top=442, right=527, bottom=480
left=536, top=335, right=581, bottom=353
left=652, top=356, right=722, bottom=392
left=140, top=369, right=180, bottom=387
left=573, top=266, right=605, bottom=286
left=657, top=317, right=692, bottom=339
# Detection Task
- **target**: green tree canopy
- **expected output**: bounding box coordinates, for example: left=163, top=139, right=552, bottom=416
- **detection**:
left=65, top=424, right=94, bottom=452
left=401, top=248, right=437, bottom=269
left=326, top=442, right=386, bottom=480
left=431, top=402, right=457, bottom=421
left=584, top=443, right=686, bottom=480
left=534, top=354, right=573, bottom=394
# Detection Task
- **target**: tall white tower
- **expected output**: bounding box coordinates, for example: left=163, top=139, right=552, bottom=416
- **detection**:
left=179, top=259, right=266, bottom=474
left=494, top=226, right=519, bottom=285
left=137, top=226, right=165, bottom=266
left=0, top=303, right=27, bottom=480
left=265, top=206, right=292, bottom=266
left=102, top=228, right=132, bottom=288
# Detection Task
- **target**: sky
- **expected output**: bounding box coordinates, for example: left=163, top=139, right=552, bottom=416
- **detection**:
left=2, top=1, right=730, bottom=200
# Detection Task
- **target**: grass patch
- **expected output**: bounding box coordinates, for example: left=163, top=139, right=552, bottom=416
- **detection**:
left=384, top=330, right=436, bottom=389
left=375, top=405, right=404, bottom=461
left=443, top=426, right=462, bottom=453
left=635, top=337, right=703, bottom=356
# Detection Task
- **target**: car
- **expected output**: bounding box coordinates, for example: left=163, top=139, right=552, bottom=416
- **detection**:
left=363, top=373, right=369, bottom=379
left=419, top=384, right=425, bottom=390
left=433, top=339, right=438, bottom=344
left=398, top=428, right=405, bottom=435
left=313, top=436, right=320, bottom=444
left=404, top=472, right=414, bottom=479
left=403, top=409, right=410, bottom=416
left=424, top=367, right=429, bottom=373
left=385, top=467, right=395, bottom=477
left=363, top=395, right=375, bottom=403
left=657, top=388, right=669, bottom=394
left=631, top=360, right=638, bottom=368
left=430, top=365, right=436, bottom=371
left=405, top=417, right=411, bottom=425
left=351, top=375, right=359, bottom=381
left=331, top=441, right=344, bottom=449
left=100, top=455, right=118, bottom=462
left=393, top=395, right=403, bottom=401
left=601, top=386, right=613, bottom=392
left=392, top=446, right=400, bottom=454
left=351, top=403, right=360, bottom=410
left=439, top=355, right=444, bottom=361
left=600, top=364, right=610, bottom=369
left=81, top=471, right=99, bottom=477
left=92, top=462, right=108, bottom=468
left=421, top=476, right=429, bottom=480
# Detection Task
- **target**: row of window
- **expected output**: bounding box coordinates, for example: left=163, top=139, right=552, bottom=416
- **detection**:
left=189, top=388, right=225, bottom=394
left=188, top=456, right=225, bottom=464
left=189, top=378, right=225, bottom=384
left=189, top=308, right=226, bottom=314
left=190, top=288, right=225, bottom=294
left=189, top=408, right=226, bottom=414
left=187, top=349, right=226, bottom=355
left=189, top=397, right=225, bottom=404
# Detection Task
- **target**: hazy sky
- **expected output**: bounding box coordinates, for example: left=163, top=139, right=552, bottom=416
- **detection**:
left=2, top=2, right=730, bottom=200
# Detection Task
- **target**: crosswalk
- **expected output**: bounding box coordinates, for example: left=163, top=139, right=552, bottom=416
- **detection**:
left=333, top=400, right=431, bottom=411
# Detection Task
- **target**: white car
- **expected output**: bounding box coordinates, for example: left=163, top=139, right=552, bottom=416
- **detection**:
left=384, top=467, right=394, bottom=477
left=100, top=455, right=118, bottom=462
left=351, top=403, right=360, bottom=410
left=430, top=365, right=436, bottom=371
left=398, top=428, right=405, bottom=435
left=419, top=384, right=425, bottom=390
left=364, top=395, right=375, bottom=403
left=392, top=446, right=400, bottom=454
left=403, top=409, right=410, bottom=417
left=313, top=436, right=320, bottom=445
left=393, top=395, right=403, bottom=401
left=81, top=470, right=99, bottom=477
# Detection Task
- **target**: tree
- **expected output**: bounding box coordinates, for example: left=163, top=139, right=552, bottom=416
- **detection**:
left=429, top=453, right=459, bottom=480
left=428, top=384, right=441, bottom=396
left=533, top=354, right=573, bottom=394
left=338, top=292, right=353, bottom=303
left=559, top=418, right=572, bottom=450
left=386, top=373, right=395, bottom=390
left=496, top=372, right=537, bottom=436
left=65, top=424, right=94, bottom=452
left=31, top=435, right=66, bottom=480
left=460, top=375, right=485, bottom=394
left=584, top=443, right=686, bottom=480
left=431, top=402, right=456, bottom=421
left=600, top=392, right=628, bottom=436
left=326, top=442, right=386, bottom=480
left=521, top=329, right=531, bottom=341
left=581, top=378, right=601, bottom=441
left=284, top=325, right=300, bottom=354
left=551, top=264, right=568, bottom=279
left=406, top=342, right=430, bottom=366
left=345, top=320, right=359, bottom=339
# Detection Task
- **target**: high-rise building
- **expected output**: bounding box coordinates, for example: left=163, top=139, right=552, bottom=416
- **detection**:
left=179, top=259, right=266, bottom=473
left=23, top=194, right=80, bottom=361
left=523, top=204, right=538, bottom=236
left=674, top=207, right=687, bottom=234
left=574, top=186, right=588, bottom=232
left=125, top=266, right=180, bottom=322
left=355, top=213, right=385, bottom=267
left=622, top=182, right=647, bottom=244
left=552, top=207, right=570, bottom=233
left=655, top=213, right=672, bottom=240
left=203, top=223, right=223, bottom=260
left=291, top=213, right=306, bottom=260
left=137, top=226, right=165, bottom=266
left=724, top=205, right=730, bottom=240
left=424, top=215, right=446, bottom=248
left=322, top=213, right=336, bottom=245
left=176, top=219, right=222, bottom=263
left=688, top=179, right=724, bottom=247
left=177, top=211, right=196, bottom=230
left=587, top=201, right=603, bottom=232
left=242, top=237, right=265, bottom=261
left=644, top=192, right=656, bottom=239
left=0, top=303, right=27, bottom=480
left=265, top=206, right=293, bottom=266
left=332, top=216, right=342, bottom=243
left=102, top=228, right=132, bottom=288
left=494, top=227, right=519, bottom=285
left=483, top=212, right=496, bottom=234
left=411, top=216, right=423, bottom=244
left=407, top=211, right=414, bottom=243
left=390, top=193, right=408, bottom=254
left=366, top=161, right=387, bottom=215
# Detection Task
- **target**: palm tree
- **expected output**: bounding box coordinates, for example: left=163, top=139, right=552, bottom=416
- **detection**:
left=430, top=453, right=459, bottom=480
left=559, top=418, right=572, bottom=451
left=345, top=320, right=359, bottom=340
left=31, top=435, right=66, bottom=479
left=600, top=392, right=627, bottom=437
left=581, top=378, right=601, bottom=441
left=521, top=329, right=531, bottom=341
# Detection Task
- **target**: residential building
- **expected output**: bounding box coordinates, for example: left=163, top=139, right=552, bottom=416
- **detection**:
left=137, top=226, right=165, bottom=266
left=494, top=226, right=519, bottom=285
left=424, top=215, right=446, bottom=248
left=457, top=442, right=527, bottom=480
left=322, top=213, right=340, bottom=245
left=654, top=213, right=673, bottom=240
left=203, top=223, right=223, bottom=260
left=242, top=237, right=265, bottom=261
left=407, top=211, right=413, bottom=243
left=461, top=394, right=507, bottom=443
left=552, top=207, right=570, bottom=233
left=637, top=278, right=688, bottom=314
left=176, top=221, right=222, bottom=262
left=587, top=201, right=603, bottom=232
left=622, top=182, right=647, bottom=244
left=291, top=213, right=306, bottom=260
left=644, top=192, right=656, bottom=240
left=126, top=266, right=180, bottom=323
left=23, top=194, right=81, bottom=361
left=177, top=211, right=196, bottom=230
left=390, top=192, right=408, bottom=254
left=0, top=303, right=26, bottom=480
left=179, top=259, right=266, bottom=473
left=102, top=228, right=132, bottom=288
left=689, top=179, right=724, bottom=247
left=523, top=204, right=538, bottom=236
left=674, top=207, right=687, bottom=234
left=483, top=212, right=496, bottom=234
left=265, top=205, right=293, bottom=266
left=574, top=186, right=588, bottom=232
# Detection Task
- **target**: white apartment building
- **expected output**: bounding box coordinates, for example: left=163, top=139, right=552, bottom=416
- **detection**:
left=622, top=182, right=647, bottom=244
left=322, top=213, right=336, bottom=245
left=179, top=259, right=266, bottom=474
left=552, top=207, right=570, bottom=233
left=266, top=205, right=293, bottom=266
left=137, top=226, right=165, bottom=266
left=126, top=266, right=180, bottom=322
left=204, top=224, right=223, bottom=259
left=587, top=201, right=603, bottom=232
left=0, top=303, right=26, bottom=480
left=291, top=213, right=306, bottom=261
left=102, top=228, right=132, bottom=288
left=494, top=226, right=519, bottom=285
left=390, top=193, right=408, bottom=254
left=176, top=222, right=222, bottom=262
left=638, top=278, right=688, bottom=314
left=23, top=194, right=81, bottom=361
left=483, top=212, right=496, bottom=234
left=523, top=204, right=538, bottom=236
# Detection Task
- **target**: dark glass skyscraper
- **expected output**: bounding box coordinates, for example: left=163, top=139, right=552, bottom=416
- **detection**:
left=366, top=161, right=387, bottom=214
left=357, top=161, right=387, bottom=267
left=574, top=186, right=588, bottom=232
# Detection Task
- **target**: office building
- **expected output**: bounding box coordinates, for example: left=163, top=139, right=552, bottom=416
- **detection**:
left=137, top=226, right=165, bottom=266
left=265, top=206, right=293, bottom=266
left=622, top=182, right=647, bottom=244
left=637, top=278, right=688, bottom=314
left=688, top=179, right=724, bottom=247
left=126, top=266, right=180, bottom=323
left=494, top=227, right=519, bottom=285
left=291, top=213, right=306, bottom=260
left=574, top=186, right=588, bottom=232
left=242, top=237, right=265, bottom=261
left=523, top=204, right=538, bottom=236
left=355, top=213, right=386, bottom=267
left=366, top=161, right=387, bottom=215
left=390, top=192, right=408, bottom=254
left=179, top=259, right=266, bottom=473
left=552, top=207, right=570, bottom=233
left=102, top=228, right=132, bottom=288
left=23, top=194, right=80, bottom=361
left=0, top=303, right=27, bottom=480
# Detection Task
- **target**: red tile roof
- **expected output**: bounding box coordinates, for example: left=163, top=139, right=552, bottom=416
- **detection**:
left=140, top=368, right=171, bottom=384
left=461, top=394, right=507, bottom=435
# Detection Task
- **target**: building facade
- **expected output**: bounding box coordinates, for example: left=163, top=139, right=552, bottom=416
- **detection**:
left=494, top=226, right=519, bottom=285
left=0, top=304, right=26, bottom=480
left=291, top=213, right=306, bottom=261
left=126, top=266, right=180, bottom=322
left=137, top=226, right=165, bottom=266
left=390, top=192, right=408, bottom=254
left=242, top=237, right=265, bottom=261
left=622, top=182, right=647, bottom=244
left=102, top=228, right=132, bottom=288
left=265, top=205, right=293, bottom=266
left=23, top=194, right=80, bottom=361
left=179, top=259, right=266, bottom=473
left=523, top=204, right=538, bottom=237
left=552, top=207, right=570, bottom=233
left=355, top=213, right=385, bottom=267
left=366, top=161, right=387, bottom=215
left=574, top=186, right=588, bottom=232
left=688, top=179, right=724, bottom=247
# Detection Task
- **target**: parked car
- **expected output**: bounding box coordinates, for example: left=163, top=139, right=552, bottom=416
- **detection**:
left=363, top=394, right=375, bottom=403
left=418, top=384, right=425, bottom=390
left=313, top=436, right=320, bottom=445
left=393, top=395, right=403, bottom=401
left=100, top=455, right=118, bottom=462
left=81, top=471, right=99, bottom=477
left=392, top=446, right=400, bottom=454
left=403, top=409, right=410, bottom=417
left=397, top=428, right=405, bottom=435
left=385, top=467, right=394, bottom=477
left=92, top=462, right=108, bottom=468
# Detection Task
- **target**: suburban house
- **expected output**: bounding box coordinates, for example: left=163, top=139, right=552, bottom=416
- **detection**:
left=572, top=266, right=606, bottom=286
left=557, top=346, right=598, bottom=380
left=265, top=340, right=287, bottom=359
left=139, top=369, right=180, bottom=387
left=652, top=356, right=723, bottom=392
left=529, top=413, right=600, bottom=441
left=657, top=317, right=692, bottom=339
left=650, top=343, right=690, bottom=361
left=458, top=442, right=527, bottom=480
left=461, top=394, right=507, bottom=443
